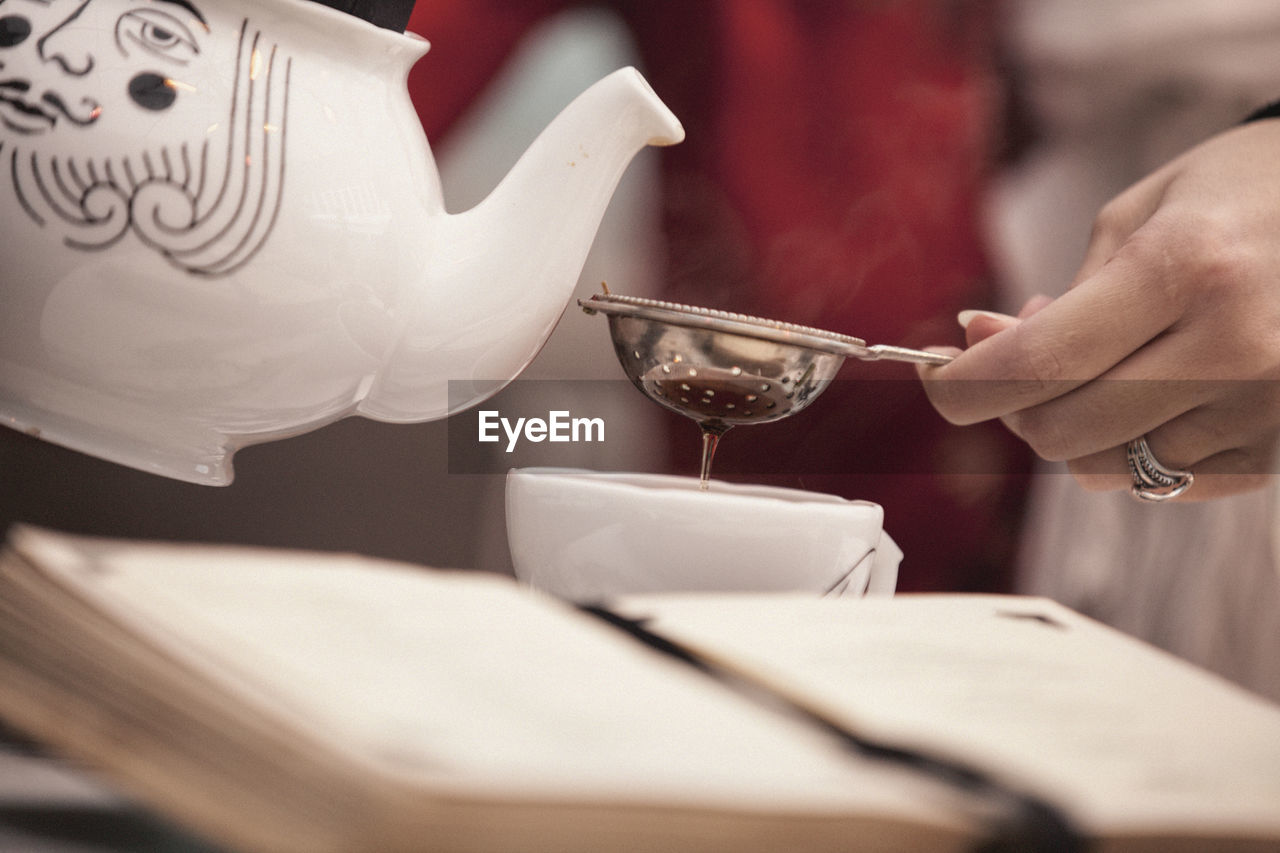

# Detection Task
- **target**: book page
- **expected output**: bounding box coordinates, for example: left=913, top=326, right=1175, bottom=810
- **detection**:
left=6, top=527, right=969, bottom=830
left=615, top=593, right=1280, bottom=840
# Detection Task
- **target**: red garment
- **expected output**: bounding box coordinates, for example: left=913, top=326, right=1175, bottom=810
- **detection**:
left=407, top=1, right=1031, bottom=592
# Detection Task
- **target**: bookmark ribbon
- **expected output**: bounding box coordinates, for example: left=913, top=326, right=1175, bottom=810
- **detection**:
left=578, top=603, right=1087, bottom=853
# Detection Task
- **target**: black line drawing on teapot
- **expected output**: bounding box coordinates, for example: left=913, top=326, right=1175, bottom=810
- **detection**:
left=0, top=1, right=290, bottom=277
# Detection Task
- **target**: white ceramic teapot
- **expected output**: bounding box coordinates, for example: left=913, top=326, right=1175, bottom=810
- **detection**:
left=0, top=0, right=683, bottom=484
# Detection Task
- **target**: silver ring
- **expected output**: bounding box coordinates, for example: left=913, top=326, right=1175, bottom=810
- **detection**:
left=1126, top=436, right=1193, bottom=502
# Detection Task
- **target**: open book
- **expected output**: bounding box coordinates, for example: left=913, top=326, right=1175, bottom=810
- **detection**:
left=0, top=525, right=1278, bottom=853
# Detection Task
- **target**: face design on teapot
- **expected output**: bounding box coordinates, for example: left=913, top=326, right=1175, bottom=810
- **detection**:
left=0, top=0, right=291, bottom=276
left=0, top=0, right=209, bottom=136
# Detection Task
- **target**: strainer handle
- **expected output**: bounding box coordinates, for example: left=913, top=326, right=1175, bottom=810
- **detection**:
left=861, top=345, right=954, bottom=366
left=849, top=343, right=952, bottom=363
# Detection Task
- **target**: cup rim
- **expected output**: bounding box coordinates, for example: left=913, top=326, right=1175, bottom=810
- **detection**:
left=506, top=466, right=879, bottom=511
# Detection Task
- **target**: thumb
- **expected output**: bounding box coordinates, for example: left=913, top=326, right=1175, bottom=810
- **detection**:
left=957, top=309, right=1019, bottom=347
left=1017, top=294, right=1055, bottom=319
left=956, top=295, right=1054, bottom=346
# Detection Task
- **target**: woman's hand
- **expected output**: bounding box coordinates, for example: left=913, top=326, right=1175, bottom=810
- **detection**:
left=918, top=119, right=1280, bottom=500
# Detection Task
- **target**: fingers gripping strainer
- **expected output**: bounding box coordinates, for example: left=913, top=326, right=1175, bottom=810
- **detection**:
left=579, top=292, right=953, bottom=486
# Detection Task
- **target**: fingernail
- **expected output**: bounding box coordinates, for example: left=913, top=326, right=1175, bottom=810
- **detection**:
left=957, top=309, right=1017, bottom=330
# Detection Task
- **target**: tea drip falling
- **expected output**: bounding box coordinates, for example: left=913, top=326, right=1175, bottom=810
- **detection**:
left=642, top=363, right=801, bottom=488
left=580, top=292, right=953, bottom=488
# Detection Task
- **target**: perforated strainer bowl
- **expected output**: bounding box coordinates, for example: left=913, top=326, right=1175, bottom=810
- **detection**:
left=579, top=292, right=952, bottom=432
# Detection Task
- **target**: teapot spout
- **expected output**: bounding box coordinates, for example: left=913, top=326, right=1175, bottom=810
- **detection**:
left=359, top=67, right=684, bottom=422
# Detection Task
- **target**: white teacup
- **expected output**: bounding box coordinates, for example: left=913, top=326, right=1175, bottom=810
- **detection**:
left=505, top=467, right=900, bottom=601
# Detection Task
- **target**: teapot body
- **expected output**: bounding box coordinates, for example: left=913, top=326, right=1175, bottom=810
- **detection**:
left=1, top=0, right=439, bottom=483
left=0, top=0, right=684, bottom=485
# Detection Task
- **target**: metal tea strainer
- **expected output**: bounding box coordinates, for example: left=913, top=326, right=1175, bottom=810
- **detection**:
left=579, top=292, right=954, bottom=485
